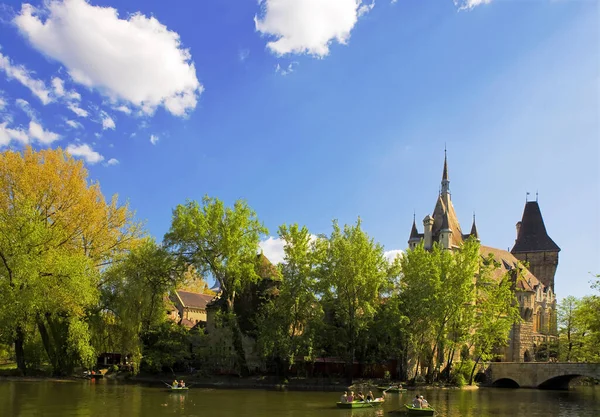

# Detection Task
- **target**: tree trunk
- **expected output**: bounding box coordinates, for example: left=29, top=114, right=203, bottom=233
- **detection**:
left=37, top=317, right=59, bottom=372
left=14, top=326, right=26, bottom=375
left=345, top=345, right=355, bottom=385
left=226, top=298, right=249, bottom=377
left=469, top=355, right=481, bottom=385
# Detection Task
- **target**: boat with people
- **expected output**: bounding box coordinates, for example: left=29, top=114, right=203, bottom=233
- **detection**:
left=404, top=404, right=435, bottom=415
left=336, top=399, right=385, bottom=409
left=164, top=380, right=189, bottom=392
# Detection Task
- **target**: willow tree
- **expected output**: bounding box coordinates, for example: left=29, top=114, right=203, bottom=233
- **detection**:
left=0, top=147, right=140, bottom=375
left=164, top=196, right=267, bottom=376
left=94, top=239, right=181, bottom=368
left=318, top=219, right=399, bottom=384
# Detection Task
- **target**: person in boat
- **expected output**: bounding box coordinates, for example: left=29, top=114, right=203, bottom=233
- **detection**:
left=398, top=383, right=403, bottom=389
left=412, top=395, right=422, bottom=408
left=347, top=391, right=354, bottom=402
left=356, top=392, right=365, bottom=402
left=172, top=379, right=178, bottom=388
left=366, top=391, right=374, bottom=402
left=178, top=380, right=185, bottom=388
left=420, top=395, right=430, bottom=408
left=340, top=391, right=348, bottom=403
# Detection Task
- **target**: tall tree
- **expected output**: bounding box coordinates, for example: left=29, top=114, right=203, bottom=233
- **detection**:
left=164, top=196, right=267, bottom=375
left=0, top=147, right=140, bottom=375
left=257, top=224, right=324, bottom=376
left=557, top=296, right=581, bottom=362
left=93, top=239, right=181, bottom=369
left=318, top=219, right=399, bottom=384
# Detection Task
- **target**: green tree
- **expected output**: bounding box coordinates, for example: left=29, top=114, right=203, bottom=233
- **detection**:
left=557, top=295, right=581, bottom=361
left=0, top=147, right=140, bottom=375
left=257, top=224, right=323, bottom=376
left=399, top=240, right=480, bottom=382
left=93, top=239, right=181, bottom=370
left=164, top=196, right=267, bottom=375
left=467, top=265, right=520, bottom=384
left=318, top=219, right=398, bottom=383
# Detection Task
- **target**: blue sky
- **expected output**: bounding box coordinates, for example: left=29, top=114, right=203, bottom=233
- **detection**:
left=0, top=0, right=597, bottom=298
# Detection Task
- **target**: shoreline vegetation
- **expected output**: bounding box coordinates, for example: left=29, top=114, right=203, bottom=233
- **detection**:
left=0, top=148, right=598, bottom=387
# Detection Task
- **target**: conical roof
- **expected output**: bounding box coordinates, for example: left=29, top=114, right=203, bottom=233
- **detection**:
left=470, top=214, right=479, bottom=239
left=511, top=201, right=560, bottom=253
left=409, top=218, right=420, bottom=240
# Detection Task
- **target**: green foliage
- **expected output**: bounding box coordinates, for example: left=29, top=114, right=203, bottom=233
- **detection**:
left=318, top=218, right=399, bottom=382
left=141, top=321, right=191, bottom=374
left=558, top=279, right=600, bottom=362
left=164, top=196, right=267, bottom=375
left=92, top=239, right=181, bottom=371
left=256, top=224, right=323, bottom=373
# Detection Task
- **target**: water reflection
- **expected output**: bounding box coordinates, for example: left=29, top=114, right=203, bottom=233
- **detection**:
left=0, top=381, right=597, bottom=417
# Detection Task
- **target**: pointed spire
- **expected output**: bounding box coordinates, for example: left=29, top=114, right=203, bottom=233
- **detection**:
left=442, top=147, right=449, bottom=182
left=410, top=216, right=420, bottom=239
left=441, top=148, right=450, bottom=195
left=470, top=213, right=479, bottom=240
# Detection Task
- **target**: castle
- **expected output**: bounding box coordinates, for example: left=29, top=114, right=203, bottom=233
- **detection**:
left=407, top=152, right=560, bottom=362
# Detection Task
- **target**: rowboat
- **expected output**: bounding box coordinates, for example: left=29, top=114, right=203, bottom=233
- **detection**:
left=336, top=399, right=385, bottom=409
left=167, top=387, right=189, bottom=392
left=404, top=404, right=435, bottom=415
left=377, top=386, right=407, bottom=393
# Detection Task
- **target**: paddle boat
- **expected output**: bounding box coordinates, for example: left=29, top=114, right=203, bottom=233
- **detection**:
left=167, top=386, right=189, bottom=392
left=336, top=399, right=385, bottom=409
left=404, top=404, right=435, bottom=416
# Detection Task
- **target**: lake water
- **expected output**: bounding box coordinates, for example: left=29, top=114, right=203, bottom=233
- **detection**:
left=0, top=380, right=598, bottom=417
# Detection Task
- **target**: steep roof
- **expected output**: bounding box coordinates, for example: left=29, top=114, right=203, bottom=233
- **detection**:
left=256, top=253, right=281, bottom=280
left=432, top=195, right=463, bottom=247
left=470, top=215, right=479, bottom=240
left=480, top=245, right=539, bottom=291
left=409, top=218, right=420, bottom=241
left=175, top=291, right=214, bottom=310
left=511, top=201, right=560, bottom=253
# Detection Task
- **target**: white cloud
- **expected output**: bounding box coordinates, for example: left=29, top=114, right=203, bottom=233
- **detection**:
left=259, top=234, right=320, bottom=265
left=275, top=62, right=298, bottom=76
left=106, top=158, right=119, bottom=166
left=28, top=120, right=60, bottom=145
left=15, top=98, right=36, bottom=119
left=100, top=111, right=115, bottom=130
left=259, top=237, right=286, bottom=265
left=67, top=102, right=88, bottom=117
left=66, top=119, right=82, bottom=129
left=114, top=105, right=131, bottom=114
left=255, top=0, right=373, bottom=57
left=0, top=50, right=52, bottom=104
left=150, top=134, right=159, bottom=145
left=0, top=122, right=29, bottom=146
left=15, top=0, right=203, bottom=117
left=239, top=49, right=250, bottom=62
left=384, top=249, right=403, bottom=263
left=454, top=0, right=492, bottom=10
left=65, top=143, right=104, bottom=164
left=51, top=77, right=65, bottom=97
left=0, top=96, right=5, bottom=111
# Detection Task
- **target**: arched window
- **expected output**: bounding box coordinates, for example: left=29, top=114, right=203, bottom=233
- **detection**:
left=534, top=307, right=542, bottom=333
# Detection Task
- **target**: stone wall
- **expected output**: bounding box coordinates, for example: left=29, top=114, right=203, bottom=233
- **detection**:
left=513, top=251, right=559, bottom=291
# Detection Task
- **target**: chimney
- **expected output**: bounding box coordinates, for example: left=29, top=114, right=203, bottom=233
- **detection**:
left=423, top=215, right=434, bottom=250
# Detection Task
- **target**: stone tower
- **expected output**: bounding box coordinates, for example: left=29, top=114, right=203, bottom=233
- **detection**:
left=511, top=201, right=560, bottom=291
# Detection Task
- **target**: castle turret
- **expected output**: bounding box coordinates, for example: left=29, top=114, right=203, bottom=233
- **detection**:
left=511, top=200, right=560, bottom=291
left=408, top=215, right=421, bottom=249
left=470, top=213, right=480, bottom=241
left=423, top=215, right=434, bottom=250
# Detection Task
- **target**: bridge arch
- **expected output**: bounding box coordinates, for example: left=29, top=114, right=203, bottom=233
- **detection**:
left=491, top=378, right=520, bottom=388
left=538, top=373, right=594, bottom=390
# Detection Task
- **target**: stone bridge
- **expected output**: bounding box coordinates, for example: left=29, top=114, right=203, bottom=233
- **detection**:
left=486, top=362, right=600, bottom=389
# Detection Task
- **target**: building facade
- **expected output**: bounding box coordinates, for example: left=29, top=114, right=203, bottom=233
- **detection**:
left=408, top=152, right=559, bottom=362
